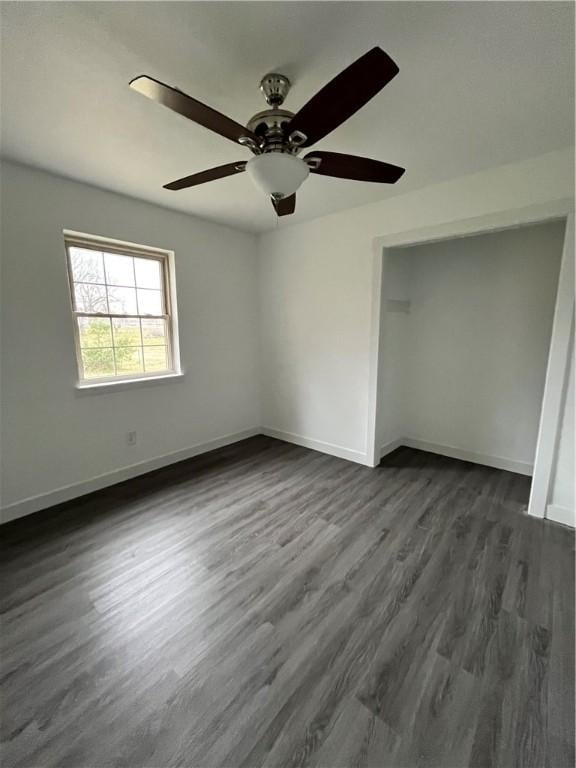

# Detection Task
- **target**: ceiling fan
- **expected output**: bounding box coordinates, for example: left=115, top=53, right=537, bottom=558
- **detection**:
left=129, top=47, right=405, bottom=217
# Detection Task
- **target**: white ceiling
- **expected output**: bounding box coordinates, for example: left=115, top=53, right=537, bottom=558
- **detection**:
left=1, top=2, right=573, bottom=233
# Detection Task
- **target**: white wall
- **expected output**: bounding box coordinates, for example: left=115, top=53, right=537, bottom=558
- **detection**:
left=258, top=222, right=372, bottom=463
left=258, top=148, right=573, bottom=462
left=377, top=222, right=564, bottom=473
left=0, top=161, right=261, bottom=520
left=548, top=322, right=575, bottom=524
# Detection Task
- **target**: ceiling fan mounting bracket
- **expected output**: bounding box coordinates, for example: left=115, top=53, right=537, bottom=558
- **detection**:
left=238, top=135, right=262, bottom=153
left=305, top=156, right=321, bottom=170
left=259, top=73, right=291, bottom=107
left=287, top=130, right=308, bottom=148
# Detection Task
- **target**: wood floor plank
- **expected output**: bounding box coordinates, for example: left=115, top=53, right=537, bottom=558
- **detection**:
left=1, top=437, right=573, bottom=768
left=310, top=696, right=401, bottom=768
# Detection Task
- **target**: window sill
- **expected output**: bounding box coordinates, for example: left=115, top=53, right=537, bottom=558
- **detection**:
left=75, top=372, right=185, bottom=395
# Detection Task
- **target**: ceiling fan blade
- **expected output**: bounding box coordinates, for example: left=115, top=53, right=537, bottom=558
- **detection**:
left=286, top=47, right=399, bottom=148
left=163, top=162, right=246, bottom=191
left=271, top=194, right=296, bottom=216
left=305, top=151, right=405, bottom=183
left=130, top=76, right=257, bottom=146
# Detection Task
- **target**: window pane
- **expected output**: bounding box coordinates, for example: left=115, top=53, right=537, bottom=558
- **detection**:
left=82, top=348, right=115, bottom=379
left=141, top=318, right=166, bottom=346
left=112, top=318, right=141, bottom=347
left=107, top=286, right=137, bottom=315
left=74, top=283, right=108, bottom=313
left=115, top=346, right=143, bottom=375
left=67, top=236, right=177, bottom=383
left=134, top=257, right=162, bottom=289
left=70, top=248, right=105, bottom=284
left=104, top=252, right=135, bottom=286
left=143, top=346, right=168, bottom=372
left=137, top=288, right=162, bottom=315
left=78, top=317, right=112, bottom=348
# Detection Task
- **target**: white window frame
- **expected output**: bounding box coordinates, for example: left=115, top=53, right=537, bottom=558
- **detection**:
left=64, top=230, right=181, bottom=387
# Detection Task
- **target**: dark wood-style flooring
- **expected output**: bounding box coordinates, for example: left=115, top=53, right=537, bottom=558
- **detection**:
left=1, top=436, right=574, bottom=768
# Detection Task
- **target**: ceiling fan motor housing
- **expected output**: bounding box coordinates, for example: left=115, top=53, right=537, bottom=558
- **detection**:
left=246, top=108, right=294, bottom=150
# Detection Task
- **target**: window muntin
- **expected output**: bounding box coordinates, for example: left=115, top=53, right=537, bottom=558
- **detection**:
left=65, top=237, right=178, bottom=384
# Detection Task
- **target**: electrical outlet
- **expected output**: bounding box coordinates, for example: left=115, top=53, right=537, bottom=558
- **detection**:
left=127, top=431, right=137, bottom=446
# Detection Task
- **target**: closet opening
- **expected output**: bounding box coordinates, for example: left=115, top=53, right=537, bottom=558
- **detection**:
left=373, top=218, right=571, bottom=519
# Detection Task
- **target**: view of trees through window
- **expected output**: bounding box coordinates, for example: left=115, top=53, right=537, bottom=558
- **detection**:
left=68, top=246, right=172, bottom=380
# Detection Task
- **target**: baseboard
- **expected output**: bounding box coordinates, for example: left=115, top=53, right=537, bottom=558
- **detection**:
left=379, top=438, right=404, bottom=459
left=403, top=437, right=533, bottom=476
left=1, top=428, right=535, bottom=524
left=546, top=503, right=575, bottom=528
left=1, top=428, right=260, bottom=524
left=379, top=436, right=533, bottom=475
left=261, top=427, right=371, bottom=466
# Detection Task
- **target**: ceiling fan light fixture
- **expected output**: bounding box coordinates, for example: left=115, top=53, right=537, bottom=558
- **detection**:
left=246, top=153, right=309, bottom=198
left=134, top=47, right=405, bottom=216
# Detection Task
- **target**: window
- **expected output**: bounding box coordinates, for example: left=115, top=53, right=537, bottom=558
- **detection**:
left=65, top=233, right=180, bottom=385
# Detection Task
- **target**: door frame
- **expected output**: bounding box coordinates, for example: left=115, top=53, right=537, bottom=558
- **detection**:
left=527, top=214, right=574, bottom=519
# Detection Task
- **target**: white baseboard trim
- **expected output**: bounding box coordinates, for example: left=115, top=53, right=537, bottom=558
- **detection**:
left=403, top=437, right=533, bottom=476
left=1, top=428, right=536, bottom=524
left=1, top=428, right=260, bottom=524
left=546, top=503, right=575, bottom=528
left=261, top=427, right=371, bottom=466
left=379, top=438, right=404, bottom=459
